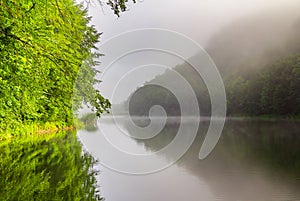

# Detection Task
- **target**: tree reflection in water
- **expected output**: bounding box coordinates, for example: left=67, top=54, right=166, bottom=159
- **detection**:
left=0, top=131, right=102, bottom=201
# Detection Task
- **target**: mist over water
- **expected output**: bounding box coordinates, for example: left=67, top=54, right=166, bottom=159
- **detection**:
left=78, top=117, right=300, bottom=201
left=77, top=1, right=300, bottom=200
left=87, top=0, right=300, bottom=104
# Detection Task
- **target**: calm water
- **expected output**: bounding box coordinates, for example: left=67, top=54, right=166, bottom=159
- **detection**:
left=78, top=117, right=300, bottom=201
left=2, top=118, right=299, bottom=200
left=0, top=131, right=102, bottom=201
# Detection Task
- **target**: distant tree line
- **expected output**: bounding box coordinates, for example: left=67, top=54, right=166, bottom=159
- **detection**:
left=126, top=12, right=300, bottom=118
left=226, top=54, right=300, bottom=117
left=126, top=54, right=300, bottom=118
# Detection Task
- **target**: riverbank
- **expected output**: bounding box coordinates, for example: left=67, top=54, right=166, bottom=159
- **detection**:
left=226, top=115, right=300, bottom=122
left=1, top=114, right=299, bottom=142
left=0, top=119, right=84, bottom=142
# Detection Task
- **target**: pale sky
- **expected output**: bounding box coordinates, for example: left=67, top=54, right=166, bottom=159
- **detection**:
left=88, top=0, right=300, bottom=45
left=80, top=0, right=300, bottom=104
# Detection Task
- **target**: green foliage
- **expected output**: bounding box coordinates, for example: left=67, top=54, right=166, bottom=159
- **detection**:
left=124, top=12, right=300, bottom=118
left=0, top=0, right=110, bottom=134
left=126, top=62, right=211, bottom=117
left=0, top=121, right=68, bottom=141
left=0, top=131, right=103, bottom=200
left=127, top=54, right=300, bottom=118
left=226, top=54, right=300, bottom=117
left=106, top=0, right=136, bottom=17
left=128, top=85, right=180, bottom=116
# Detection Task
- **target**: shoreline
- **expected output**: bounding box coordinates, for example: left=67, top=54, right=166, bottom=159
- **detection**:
left=0, top=124, right=78, bottom=142
left=1, top=115, right=299, bottom=142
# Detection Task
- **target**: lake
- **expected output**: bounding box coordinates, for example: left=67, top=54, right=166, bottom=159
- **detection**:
left=78, top=116, right=300, bottom=201
left=1, top=117, right=300, bottom=200
left=0, top=131, right=102, bottom=200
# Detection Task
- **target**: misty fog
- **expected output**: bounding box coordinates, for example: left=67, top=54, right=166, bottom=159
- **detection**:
left=87, top=0, right=300, bottom=104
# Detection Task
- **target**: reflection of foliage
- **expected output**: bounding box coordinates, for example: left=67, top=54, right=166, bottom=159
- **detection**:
left=125, top=119, right=179, bottom=152
left=218, top=121, right=300, bottom=176
left=127, top=120, right=300, bottom=178
left=0, top=131, right=102, bottom=200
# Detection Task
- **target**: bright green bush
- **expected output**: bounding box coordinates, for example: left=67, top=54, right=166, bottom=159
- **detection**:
left=0, top=0, right=111, bottom=135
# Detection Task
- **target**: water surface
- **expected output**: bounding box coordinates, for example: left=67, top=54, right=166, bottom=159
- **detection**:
left=79, top=117, right=300, bottom=201
left=0, top=131, right=102, bottom=200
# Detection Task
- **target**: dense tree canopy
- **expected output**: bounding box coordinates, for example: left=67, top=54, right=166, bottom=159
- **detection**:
left=0, top=0, right=111, bottom=133
left=226, top=54, right=300, bottom=116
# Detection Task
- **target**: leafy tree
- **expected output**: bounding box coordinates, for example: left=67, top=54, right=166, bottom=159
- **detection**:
left=0, top=0, right=111, bottom=133
left=106, top=0, right=136, bottom=17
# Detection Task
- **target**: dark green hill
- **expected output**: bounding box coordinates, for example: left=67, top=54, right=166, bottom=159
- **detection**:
left=125, top=10, right=300, bottom=118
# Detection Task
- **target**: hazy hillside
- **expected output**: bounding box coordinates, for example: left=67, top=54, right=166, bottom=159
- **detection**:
left=122, top=8, right=300, bottom=117
left=207, top=9, right=300, bottom=75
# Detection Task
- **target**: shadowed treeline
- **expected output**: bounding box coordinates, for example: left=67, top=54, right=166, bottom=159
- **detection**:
left=122, top=118, right=300, bottom=200
left=122, top=8, right=300, bottom=118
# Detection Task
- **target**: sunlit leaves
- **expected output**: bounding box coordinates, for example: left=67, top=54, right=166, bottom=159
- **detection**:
left=0, top=0, right=110, bottom=132
left=106, top=0, right=136, bottom=17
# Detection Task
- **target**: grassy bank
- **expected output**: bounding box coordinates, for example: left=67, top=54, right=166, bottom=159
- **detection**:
left=0, top=118, right=85, bottom=142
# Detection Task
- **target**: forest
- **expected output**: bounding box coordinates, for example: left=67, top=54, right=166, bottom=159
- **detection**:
left=0, top=0, right=134, bottom=199
left=0, top=0, right=112, bottom=138
left=1, top=1, right=300, bottom=200
left=126, top=11, right=300, bottom=118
